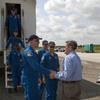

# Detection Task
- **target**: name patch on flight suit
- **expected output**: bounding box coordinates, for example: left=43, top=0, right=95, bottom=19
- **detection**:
left=27, top=52, right=33, bottom=57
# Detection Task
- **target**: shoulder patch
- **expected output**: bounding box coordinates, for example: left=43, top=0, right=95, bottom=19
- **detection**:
left=27, top=52, right=33, bottom=57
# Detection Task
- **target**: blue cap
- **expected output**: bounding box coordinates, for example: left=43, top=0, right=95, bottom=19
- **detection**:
left=28, top=34, right=42, bottom=42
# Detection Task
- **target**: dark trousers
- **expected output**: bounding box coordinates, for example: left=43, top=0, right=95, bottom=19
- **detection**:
left=45, top=79, right=58, bottom=100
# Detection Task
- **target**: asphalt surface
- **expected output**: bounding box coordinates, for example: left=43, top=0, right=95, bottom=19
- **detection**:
left=57, top=52, right=100, bottom=63
left=0, top=54, right=100, bottom=100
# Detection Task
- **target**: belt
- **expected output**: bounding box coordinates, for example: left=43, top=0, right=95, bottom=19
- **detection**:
left=62, top=80, right=80, bottom=84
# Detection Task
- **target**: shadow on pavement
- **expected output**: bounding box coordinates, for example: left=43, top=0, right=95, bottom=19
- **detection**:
left=57, top=79, right=100, bottom=100
left=0, top=68, right=100, bottom=100
left=0, top=68, right=24, bottom=100
left=81, top=79, right=100, bottom=99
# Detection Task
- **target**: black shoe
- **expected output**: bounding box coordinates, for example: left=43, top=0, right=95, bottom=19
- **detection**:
left=96, top=80, right=100, bottom=83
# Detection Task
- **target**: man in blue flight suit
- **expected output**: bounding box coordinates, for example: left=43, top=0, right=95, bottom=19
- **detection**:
left=21, top=34, right=55, bottom=100
left=38, top=40, right=49, bottom=100
left=17, top=15, right=21, bottom=38
left=41, top=41, right=59, bottom=100
left=6, top=31, right=25, bottom=91
left=6, top=31, right=25, bottom=50
left=38, top=40, right=48, bottom=62
left=5, top=8, right=20, bottom=39
left=15, top=8, right=22, bottom=38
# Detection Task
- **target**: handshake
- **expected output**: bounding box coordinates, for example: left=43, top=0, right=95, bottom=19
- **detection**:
left=49, top=71, right=56, bottom=79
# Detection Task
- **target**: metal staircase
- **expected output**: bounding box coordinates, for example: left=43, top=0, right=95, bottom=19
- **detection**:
left=4, top=49, right=14, bottom=89
left=4, top=30, right=25, bottom=90
left=4, top=49, right=22, bottom=89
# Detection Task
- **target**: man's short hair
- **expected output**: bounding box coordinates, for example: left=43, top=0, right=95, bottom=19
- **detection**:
left=42, top=40, right=48, bottom=45
left=66, top=40, right=77, bottom=50
left=49, top=41, right=55, bottom=46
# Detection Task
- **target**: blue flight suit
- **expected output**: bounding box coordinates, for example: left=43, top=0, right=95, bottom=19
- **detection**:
left=6, top=15, right=20, bottom=38
left=41, top=52, right=59, bottom=100
left=38, top=48, right=48, bottom=99
left=6, top=36, right=25, bottom=89
left=8, top=49, right=23, bottom=89
left=6, top=36, right=25, bottom=50
left=38, top=48, right=48, bottom=62
left=21, top=46, right=50, bottom=100
left=17, top=15, right=21, bottom=37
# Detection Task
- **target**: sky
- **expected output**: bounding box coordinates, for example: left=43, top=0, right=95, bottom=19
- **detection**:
left=36, top=0, right=100, bottom=46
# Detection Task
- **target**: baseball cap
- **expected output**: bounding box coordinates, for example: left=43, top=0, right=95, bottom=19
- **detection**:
left=28, top=34, right=42, bottom=42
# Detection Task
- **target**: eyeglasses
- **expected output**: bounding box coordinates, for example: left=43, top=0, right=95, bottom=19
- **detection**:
left=44, top=43, right=48, bottom=45
left=50, top=46, right=55, bottom=48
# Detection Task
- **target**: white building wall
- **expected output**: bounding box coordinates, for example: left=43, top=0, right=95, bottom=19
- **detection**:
left=0, top=0, right=4, bottom=51
left=23, top=0, right=36, bottom=38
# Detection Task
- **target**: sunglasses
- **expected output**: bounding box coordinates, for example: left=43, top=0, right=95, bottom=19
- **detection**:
left=44, top=43, right=48, bottom=45
left=50, top=46, right=55, bottom=48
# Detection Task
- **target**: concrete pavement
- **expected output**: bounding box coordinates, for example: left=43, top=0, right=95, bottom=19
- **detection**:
left=0, top=52, right=100, bottom=100
left=57, top=53, right=100, bottom=100
left=57, top=52, right=100, bottom=63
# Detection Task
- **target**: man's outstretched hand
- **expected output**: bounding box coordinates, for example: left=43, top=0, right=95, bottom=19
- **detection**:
left=49, top=71, right=56, bottom=79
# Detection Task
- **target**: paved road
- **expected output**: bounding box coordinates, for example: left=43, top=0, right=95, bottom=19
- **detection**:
left=81, top=61, right=100, bottom=100
left=0, top=53, right=100, bottom=100
left=57, top=52, right=100, bottom=63
left=57, top=52, right=100, bottom=100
